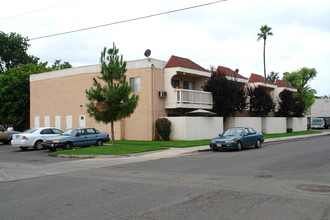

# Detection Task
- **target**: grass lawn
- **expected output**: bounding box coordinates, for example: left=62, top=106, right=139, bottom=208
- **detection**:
left=263, top=130, right=321, bottom=139
left=51, top=130, right=323, bottom=156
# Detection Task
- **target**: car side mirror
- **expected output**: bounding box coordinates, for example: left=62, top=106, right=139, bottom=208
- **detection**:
left=75, top=133, right=80, bottom=136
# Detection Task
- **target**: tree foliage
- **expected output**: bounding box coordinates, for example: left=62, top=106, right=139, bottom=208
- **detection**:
left=283, top=67, right=317, bottom=113
left=51, top=60, right=72, bottom=70
left=203, top=72, right=247, bottom=117
left=0, top=64, right=51, bottom=125
left=276, top=89, right=304, bottom=117
left=248, top=87, right=274, bottom=116
left=86, top=43, right=138, bottom=146
left=257, top=25, right=273, bottom=80
left=155, top=118, right=171, bottom=141
left=267, top=71, right=279, bottom=83
left=0, top=31, right=39, bottom=73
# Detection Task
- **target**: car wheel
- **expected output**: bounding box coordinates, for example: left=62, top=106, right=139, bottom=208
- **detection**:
left=33, top=140, right=43, bottom=150
left=237, top=142, right=242, bottom=151
left=255, top=139, right=261, bottom=148
left=20, top=147, right=28, bottom=151
left=64, top=142, right=72, bottom=150
left=96, top=140, right=103, bottom=146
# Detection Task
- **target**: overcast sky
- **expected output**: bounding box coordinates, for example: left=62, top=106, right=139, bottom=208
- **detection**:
left=2, top=0, right=330, bottom=95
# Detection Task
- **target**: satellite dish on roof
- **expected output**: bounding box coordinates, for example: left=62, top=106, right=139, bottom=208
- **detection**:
left=144, top=49, right=151, bottom=58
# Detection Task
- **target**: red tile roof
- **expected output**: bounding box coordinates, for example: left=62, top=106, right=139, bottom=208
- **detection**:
left=249, top=73, right=267, bottom=83
left=165, top=55, right=208, bottom=72
left=216, top=66, right=248, bottom=80
left=275, top=79, right=296, bottom=89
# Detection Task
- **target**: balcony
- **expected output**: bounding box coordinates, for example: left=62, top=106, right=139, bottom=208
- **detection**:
left=173, top=89, right=213, bottom=109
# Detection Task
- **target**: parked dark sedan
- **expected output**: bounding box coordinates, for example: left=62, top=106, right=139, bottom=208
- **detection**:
left=42, top=127, right=110, bottom=152
left=209, top=127, right=264, bottom=151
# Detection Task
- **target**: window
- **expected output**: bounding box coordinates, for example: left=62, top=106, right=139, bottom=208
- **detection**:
left=183, top=81, right=194, bottom=90
left=130, top=77, right=141, bottom=92
left=40, top=129, right=52, bottom=134
left=87, top=128, right=96, bottom=134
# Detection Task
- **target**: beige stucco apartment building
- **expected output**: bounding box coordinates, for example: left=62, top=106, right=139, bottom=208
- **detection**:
left=30, top=56, right=212, bottom=141
left=30, top=55, right=297, bottom=140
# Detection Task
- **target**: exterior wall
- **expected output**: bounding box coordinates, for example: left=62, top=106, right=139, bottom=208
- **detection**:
left=167, top=117, right=223, bottom=140
left=30, top=59, right=168, bottom=141
left=310, top=99, right=330, bottom=117
left=287, top=117, right=307, bottom=132
left=262, top=117, right=287, bottom=134
left=224, top=117, right=262, bottom=132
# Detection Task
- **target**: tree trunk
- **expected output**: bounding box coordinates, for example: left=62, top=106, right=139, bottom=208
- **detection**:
left=111, top=120, right=115, bottom=147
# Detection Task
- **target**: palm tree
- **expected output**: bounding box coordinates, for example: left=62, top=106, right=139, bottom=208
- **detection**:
left=257, top=25, right=273, bottom=81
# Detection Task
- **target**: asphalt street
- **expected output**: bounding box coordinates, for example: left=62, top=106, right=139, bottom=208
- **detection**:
left=1, top=135, right=330, bottom=219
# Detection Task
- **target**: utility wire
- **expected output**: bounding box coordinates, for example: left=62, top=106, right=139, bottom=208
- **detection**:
left=30, top=0, right=227, bottom=41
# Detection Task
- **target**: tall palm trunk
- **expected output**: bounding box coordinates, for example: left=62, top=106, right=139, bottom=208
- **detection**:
left=263, top=38, right=266, bottom=81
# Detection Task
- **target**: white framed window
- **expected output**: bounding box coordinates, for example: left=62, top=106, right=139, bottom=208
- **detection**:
left=129, top=77, right=141, bottom=92
left=34, top=116, right=40, bottom=128
left=55, top=115, right=61, bottom=129
left=66, top=115, right=72, bottom=129
left=44, top=116, right=50, bottom=127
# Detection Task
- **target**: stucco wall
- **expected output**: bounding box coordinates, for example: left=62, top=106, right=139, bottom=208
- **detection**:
left=166, top=117, right=223, bottom=140
left=30, top=59, right=167, bottom=141
left=287, top=117, right=307, bottom=132
left=224, top=117, right=262, bottom=132
left=262, top=117, right=287, bottom=134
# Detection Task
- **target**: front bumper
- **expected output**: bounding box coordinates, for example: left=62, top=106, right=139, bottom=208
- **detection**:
left=209, top=142, right=237, bottom=150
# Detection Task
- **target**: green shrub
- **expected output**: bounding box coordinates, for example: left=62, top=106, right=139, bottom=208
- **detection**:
left=155, top=118, right=171, bottom=141
left=287, top=128, right=293, bottom=133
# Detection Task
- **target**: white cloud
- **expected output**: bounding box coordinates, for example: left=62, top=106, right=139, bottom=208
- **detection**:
left=1, top=0, right=330, bottom=95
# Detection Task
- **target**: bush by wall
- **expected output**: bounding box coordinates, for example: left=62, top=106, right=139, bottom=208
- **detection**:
left=155, top=118, right=171, bottom=141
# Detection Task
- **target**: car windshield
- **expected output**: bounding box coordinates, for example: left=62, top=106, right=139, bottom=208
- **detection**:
left=223, top=128, right=243, bottom=136
left=62, top=129, right=78, bottom=136
left=312, top=118, right=324, bottom=123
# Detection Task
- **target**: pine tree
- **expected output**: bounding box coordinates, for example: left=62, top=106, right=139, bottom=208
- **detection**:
left=85, top=43, right=138, bottom=146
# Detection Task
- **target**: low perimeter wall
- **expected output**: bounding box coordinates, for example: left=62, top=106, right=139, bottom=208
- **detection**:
left=287, top=117, right=307, bottom=132
left=225, top=117, right=262, bottom=132
left=166, top=117, right=223, bottom=140
left=262, top=117, right=287, bottom=134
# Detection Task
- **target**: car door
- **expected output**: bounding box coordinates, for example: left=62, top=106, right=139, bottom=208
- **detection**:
left=86, top=128, right=98, bottom=145
left=248, top=128, right=258, bottom=145
left=243, top=128, right=256, bottom=147
left=75, top=129, right=90, bottom=146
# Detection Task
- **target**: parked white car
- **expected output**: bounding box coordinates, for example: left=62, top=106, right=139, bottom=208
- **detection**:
left=11, top=127, right=63, bottom=150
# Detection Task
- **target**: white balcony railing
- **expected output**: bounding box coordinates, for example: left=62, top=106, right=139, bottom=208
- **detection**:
left=175, top=89, right=213, bottom=109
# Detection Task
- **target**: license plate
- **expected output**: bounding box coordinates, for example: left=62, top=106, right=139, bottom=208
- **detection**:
left=217, top=144, right=222, bottom=147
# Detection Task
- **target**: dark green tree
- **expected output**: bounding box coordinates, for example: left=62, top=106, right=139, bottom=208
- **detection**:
left=86, top=43, right=138, bottom=146
left=0, top=63, right=51, bottom=125
left=51, top=60, right=72, bottom=70
left=276, top=89, right=304, bottom=117
left=283, top=67, right=317, bottom=113
left=257, top=25, right=273, bottom=80
left=267, top=71, right=279, bottom=83
left=0, top=31, right=39, bottom=73
left=248, top=87, right=274, bottom=116
left=203, top=71, right=247, bottom=117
